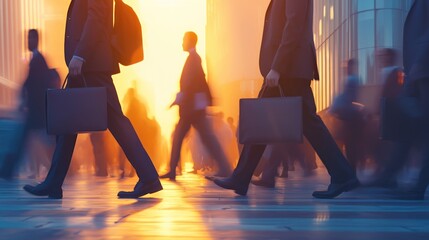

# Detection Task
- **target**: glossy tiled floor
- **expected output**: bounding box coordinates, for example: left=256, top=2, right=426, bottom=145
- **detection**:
left=1, top=169, right=429, bottom=240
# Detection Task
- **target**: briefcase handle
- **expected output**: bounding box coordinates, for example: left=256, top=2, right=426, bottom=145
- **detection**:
left=260, top=84, right=285, bottom=97
left=61, top=74, right=88, bottom=89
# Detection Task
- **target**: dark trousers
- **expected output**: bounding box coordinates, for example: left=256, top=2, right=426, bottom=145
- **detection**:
left=232, top=78, right=355, bottom=185
left=169, top=112, right=231, bottom=174
left=383, top=78, right=429, bottom=192
left=410, top=79, right=429, bottom=192
left=41, top=73, right=158, bottom=189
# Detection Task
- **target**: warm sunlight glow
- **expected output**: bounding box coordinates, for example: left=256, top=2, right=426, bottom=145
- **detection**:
left=113, top=0, right=207, bottom=140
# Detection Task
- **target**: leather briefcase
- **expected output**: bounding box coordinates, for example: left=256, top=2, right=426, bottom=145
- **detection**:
left=46, top=76, right=107, bottom=135
left=239, top=94, right=303, bottom=144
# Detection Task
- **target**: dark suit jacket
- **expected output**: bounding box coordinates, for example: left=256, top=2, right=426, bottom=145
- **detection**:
left=403, top=0, right=429, bottom=81
left=65, top=0, right=119, bottom=74
left=259, top=0, right=319, bottom=80
left=179, top=50, right=213, bottom=118
left=22, top=51, right=50, bottom=129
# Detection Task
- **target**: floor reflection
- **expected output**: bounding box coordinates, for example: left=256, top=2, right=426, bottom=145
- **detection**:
left=1, top=169, right=429, bottom=239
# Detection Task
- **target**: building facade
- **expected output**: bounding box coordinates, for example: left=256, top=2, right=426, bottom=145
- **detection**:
left=313, top=0, right=413, bottom=112
left=0, top=0, right=66, bottom=111
left=206, top=0, right=269, bottom=121
left=1, top=1, right=415, bottom=117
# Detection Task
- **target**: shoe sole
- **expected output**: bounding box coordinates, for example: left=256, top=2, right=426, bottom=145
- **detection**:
left=117, top=185, right=163, bottom=199
left=312, top=179, right=359, bottom=199
left=214, top=179, right=248, bottom=196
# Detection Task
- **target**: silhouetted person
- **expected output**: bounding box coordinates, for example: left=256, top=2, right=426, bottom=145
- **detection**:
left=251, top=139, right=317, bottom=188
left=213, top=0, right=358, bottom=198
left=118, top=86, right=163, bottom=177
left=89, top=131, right=110, bottom=177
left=159, top=31, right=232, bottom=180
left=329, top=59, right=365, bottom=173
left=23, top=0, right=162, bottom=199
left=369, top=48, right=405, bottom=186
left=250, top=144, right=287, bottom=188
left=0, top=29, right=55, bottom=179
left=226, top=117, right=236, bottom=136
left=386, top=0, right=429, bottom=200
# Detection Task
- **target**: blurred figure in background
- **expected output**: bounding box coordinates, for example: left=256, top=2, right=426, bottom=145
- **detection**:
left=89, top=131, right=112, bottom=177
left=210, top=112, right=239, bottom=168
left=384, top=0, right=429, bottom=200
left=226, top=116, right=237, bottom=139
left=0, top=29, right=57, bottom=180
left=118, top=85, right=163, bottom=178
left=160, top=31, right=232, bottom=180
left=329, top=59, right=366, bottom=174
left=228, top=116, right=243, bottom=154
left=369, top=48, right=405, bottom=186
left=251, top=139, right=317, bottom=188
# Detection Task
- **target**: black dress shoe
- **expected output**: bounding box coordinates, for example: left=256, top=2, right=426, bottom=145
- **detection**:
left=251, top=179, right=275, bottom=188
left=118, top=179, right=163, bottom=198
left=159, top=172, right=176, bottom=181
left=312, top=178, right=359, bottom=199
left=213, top=177, right=248, bottom=196
left=23, top=184, right=63, bottom=199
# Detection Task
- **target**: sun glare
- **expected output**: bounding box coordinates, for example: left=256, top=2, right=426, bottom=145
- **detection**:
left=113, top=0, right=207, bottom=140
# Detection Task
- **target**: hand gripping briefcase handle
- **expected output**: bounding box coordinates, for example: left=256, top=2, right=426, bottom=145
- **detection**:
left=46, top=74, right=108, bottom=135
left=259, top=84, right=285, bottom=97
left=239, top=85, right=303, bottom=144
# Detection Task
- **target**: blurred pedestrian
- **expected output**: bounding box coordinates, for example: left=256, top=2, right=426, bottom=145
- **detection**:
left=22, top=0, right=162, bottom=199
left=213, top=0, right=358, bottom=198
left=160, top=31, right=232, bottom=180
left=0, top=29, right=56, bottom=179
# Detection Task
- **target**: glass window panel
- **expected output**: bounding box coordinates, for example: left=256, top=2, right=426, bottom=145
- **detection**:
left=357, top=11, right=375, bottom=49
left=375, top=10, right=403, bottom=49
left=352, top=0, right=374, bottom=12
left=357, top=48, right=375, bottom=84
left=351, top=0, right=358, bottom=13
left=376, top=0, right=402, bottom=9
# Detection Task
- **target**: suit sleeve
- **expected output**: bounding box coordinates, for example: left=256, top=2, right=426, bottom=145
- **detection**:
left=271, top=0, right=309, bottom=72
left=180, top=55, right=212, bottom=106
left=408, top=1, right=429, bottom=80
left=74, top=0, right=109, bottom=60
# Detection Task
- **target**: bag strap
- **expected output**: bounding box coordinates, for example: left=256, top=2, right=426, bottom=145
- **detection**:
left=260, top=84, right=285, bottom=97
left=62, top=74, right=88, bottom=89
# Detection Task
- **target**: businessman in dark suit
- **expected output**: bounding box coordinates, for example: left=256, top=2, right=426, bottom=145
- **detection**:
left=159, top=31, right=232, bottom=180
left=22, top=0, right=162, bottom=199
left=0, top=29, right=52, bottom=179
left=214, top=0, right=358, bottom=198
left=387, top=0, right=429, bottom=200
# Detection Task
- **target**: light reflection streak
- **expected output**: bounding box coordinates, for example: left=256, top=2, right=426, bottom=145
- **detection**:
left=314, top=205, right=331, bottom=224
left=60, top=175, right=213, bottom=239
